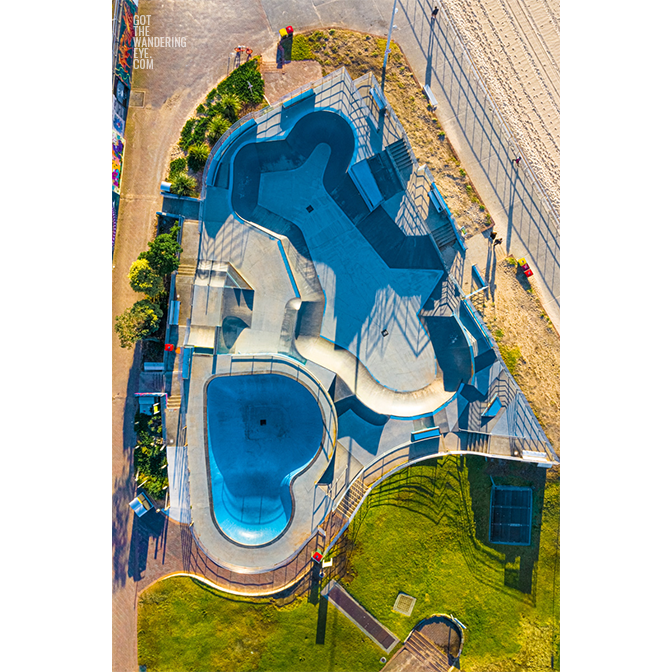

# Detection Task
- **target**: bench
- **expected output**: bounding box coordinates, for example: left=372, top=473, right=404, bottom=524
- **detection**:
left=423, top=84, right=438, bottom=109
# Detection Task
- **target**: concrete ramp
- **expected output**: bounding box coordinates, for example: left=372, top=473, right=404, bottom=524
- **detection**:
left=295, top=335, right=454, bottom=418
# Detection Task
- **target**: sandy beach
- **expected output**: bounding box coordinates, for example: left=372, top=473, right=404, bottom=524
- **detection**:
left=443, top=0, right=560, bottom=218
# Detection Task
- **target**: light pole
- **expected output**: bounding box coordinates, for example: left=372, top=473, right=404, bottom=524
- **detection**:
left=381, top=0, right=399, bottom=93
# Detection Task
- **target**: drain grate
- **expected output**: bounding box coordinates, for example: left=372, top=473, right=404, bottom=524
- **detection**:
left=306, top=204, right=314, bottom=213
left=392, top=593, right=416, bottom=616
left=129, top=91, right=145, bottom=108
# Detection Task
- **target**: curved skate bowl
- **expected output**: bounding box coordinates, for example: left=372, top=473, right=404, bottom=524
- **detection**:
left=222, top=108, right=473, bottom=416
left=204, top=358, right=337, bottom=548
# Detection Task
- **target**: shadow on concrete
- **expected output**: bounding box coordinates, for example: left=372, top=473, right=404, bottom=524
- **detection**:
left=112, top=343, right=144, bottom=590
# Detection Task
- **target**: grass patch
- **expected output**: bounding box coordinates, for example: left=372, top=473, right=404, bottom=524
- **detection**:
left=137, top=578, right=384, bottom=672
left=283, top=34, right=315, bottom=61
left=339, top=456, right=559, bottom=671
left=498, top=343, right=523, bottom=373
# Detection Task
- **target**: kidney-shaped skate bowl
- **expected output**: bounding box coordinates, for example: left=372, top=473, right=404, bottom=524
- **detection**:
left=205, top=373, right=325, bottom=546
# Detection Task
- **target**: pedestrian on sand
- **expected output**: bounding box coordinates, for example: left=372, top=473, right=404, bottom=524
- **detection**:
left=432, top=6, right=439, bottom=19
left=494, top=238, right=503, bottom=247
left=513, top=156, right=521, bottom=167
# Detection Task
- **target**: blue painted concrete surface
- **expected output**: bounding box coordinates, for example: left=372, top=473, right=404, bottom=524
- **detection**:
left=206, top=374, right=323, bottom=546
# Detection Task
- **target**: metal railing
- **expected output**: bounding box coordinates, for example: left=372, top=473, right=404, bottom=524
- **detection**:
left=437, top=1, right=559, bottom=229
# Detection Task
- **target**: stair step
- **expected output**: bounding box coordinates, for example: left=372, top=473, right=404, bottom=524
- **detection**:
left=166, top=395, right=182, bottom=409
left=404, top=631, right=449, bottom=672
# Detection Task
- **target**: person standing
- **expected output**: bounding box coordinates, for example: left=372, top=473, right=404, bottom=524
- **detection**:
left=432, top=6, right=439, bottom=19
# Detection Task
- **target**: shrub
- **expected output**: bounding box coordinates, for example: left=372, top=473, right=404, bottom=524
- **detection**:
left=138, top=225, right=183, bottom=276
left=289, top=34, right=315, bottom=60
left=207, top=115, right=231, bottom=145
left=170, top=172, right=196, bottom=197
left=129, top=259, right=164, bottom=297
left=115, top=300, right=163, bottom=349
left=179, top=118, right=196, bottom=150
left=196, top=103, right=206, bottom=115
left=187, top=142, right=210, bottom=172
left=168, top=157, right=187, bottom=179
left=218, top=93, right=243, bottom=121
left=206, top=88, right=217, bottom=102
left=215, top=58, right=264, bottom=104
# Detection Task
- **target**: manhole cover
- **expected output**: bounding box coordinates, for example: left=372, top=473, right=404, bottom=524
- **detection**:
left=392, top=592, right=416, bottom=616
left=129, top=90, right=145, bottom=108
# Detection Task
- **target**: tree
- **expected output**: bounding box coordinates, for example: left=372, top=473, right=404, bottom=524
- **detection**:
left=138, top=226, right=183, bottom=277
left=207, top=114, right=231, bottom=145
left=218, top=92, right=242, bottom=121
left=170, top=172, right=196, bottom=197
left=115, top=300, right=163, bottom=349
left=128, top=258, right=164, bottom=297
left=187, top=142, right=210, bottom=172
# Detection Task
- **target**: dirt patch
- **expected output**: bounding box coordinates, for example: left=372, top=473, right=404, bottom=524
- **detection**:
left=482, top=259, right=560, bottom=453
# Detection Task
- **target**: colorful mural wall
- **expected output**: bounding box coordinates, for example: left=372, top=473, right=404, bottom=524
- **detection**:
left=113, top=131, right=125, bottom=195
left=114, top=0, right=136, bottom=89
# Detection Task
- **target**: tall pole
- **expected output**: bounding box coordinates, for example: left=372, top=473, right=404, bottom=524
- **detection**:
left=381, top=0, right=398, bottom=93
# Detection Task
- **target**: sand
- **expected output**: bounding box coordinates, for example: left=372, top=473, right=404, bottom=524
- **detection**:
left=442, top=0, right=560, bottom=218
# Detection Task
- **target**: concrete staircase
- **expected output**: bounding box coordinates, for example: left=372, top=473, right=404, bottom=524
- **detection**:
left=429, top=221, right=457, bottom=250
left=460, top=430, right=491, bottom=454
left=177, top=261, right=197, bottom=276
left=165, top=394, right=182, bottom=411
left=402, top=631, right=451, bottom=672
left=386, top=139, right=413, bottom=172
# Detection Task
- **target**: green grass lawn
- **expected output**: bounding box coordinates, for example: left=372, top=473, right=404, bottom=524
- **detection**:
left=138, top=456, right=558, bottom=672
left=137, top=578, right=385, bottom=672
left=336, top=455, right=559, bottom=671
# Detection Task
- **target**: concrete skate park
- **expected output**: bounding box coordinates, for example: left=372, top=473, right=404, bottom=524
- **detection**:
left=156, top=68, right=558, bottom=571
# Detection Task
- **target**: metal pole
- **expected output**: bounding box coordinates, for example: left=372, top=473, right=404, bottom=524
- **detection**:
left=381, top=0, right=398, bottom=92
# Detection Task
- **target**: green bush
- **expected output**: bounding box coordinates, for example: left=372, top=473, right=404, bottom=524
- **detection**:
left=134, top=411, right=168, bottom=500
left=128, top=258, right=164, bottom=297
left=138, top=225, right=182, bottom=276
left=168, top=157, right=187, bottom=179
left=196, top=103, right=206, bottom=115
left=217, top=93, right=242, bottom=121
left=206, top=88, right=217, bottom=102
left=288, top=34, right=314, bottom=60
left=179, top=118, right=196, bottom=150
left=187, top=142, right=210, bottom=172
left=207, top=114, right=231, bottom=145
left=215, top=58, right=264, bottom=105
left=115, top=300, right=163, bottom=349
left=170, top=172, right=196, bottom=197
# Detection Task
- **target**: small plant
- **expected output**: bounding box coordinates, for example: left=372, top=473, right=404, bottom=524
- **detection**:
left=329, top=29, right=335, bottom=36
left=505, top=256, right=518, bottom=266
left=170, top=172, right=197, bottom=197
left=479, top=204, right=485, bottom=211
left=187, top=142, right=210, bottom=172
left=466, top=184, right=473, bottom=192
left=459, top=168, right=466, bottom=177
left=207, top=114, right=231, bottom=145
left=168, top=157, right=187, bottom=179
left=499, top=343, right=522, bottom=373
left=179, top=118, right=196, bottom=150
left=196, top=103, right=206, bottom=115
left=365, top=34, right=371, bottom=40
left=206, top=88, right=217, bottom=102
left=438, top=131, right=445, bottom=140
left=218, top=92, right=243, bottom=121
